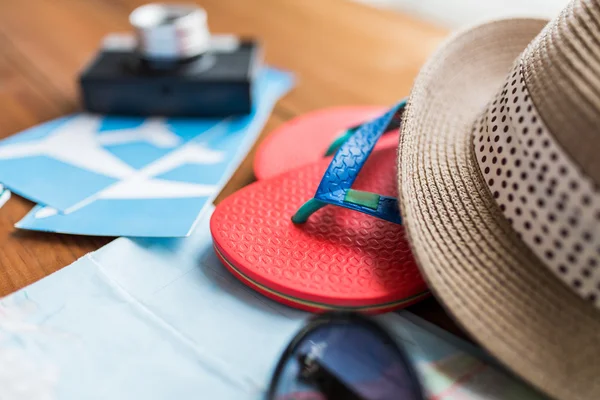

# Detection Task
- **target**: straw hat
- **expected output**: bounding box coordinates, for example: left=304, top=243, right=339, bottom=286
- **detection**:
left=398, top=1, right=600, bottom=399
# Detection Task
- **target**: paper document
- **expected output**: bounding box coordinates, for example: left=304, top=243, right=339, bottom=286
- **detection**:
left=0, top=68, right=293, bottom=237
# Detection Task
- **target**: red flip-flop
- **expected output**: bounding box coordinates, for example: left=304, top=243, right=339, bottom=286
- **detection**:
left=211, top=102, right=428, bottom=313
left=254, top=106, right=400, bottom=180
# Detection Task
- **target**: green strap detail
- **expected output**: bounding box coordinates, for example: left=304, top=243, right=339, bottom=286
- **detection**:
left=344, top=190, right=380, bottom=210
left=291, top=199, right=327, bottom=224
left=323, top=127, right=357, bottom=156
left=292, top=191, right=381, bottom=225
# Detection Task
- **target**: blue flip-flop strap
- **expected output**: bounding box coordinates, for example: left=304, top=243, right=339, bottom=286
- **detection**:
left=323, top=109, right=403, bottom=157
left=293, top=100, right=406, bottom=225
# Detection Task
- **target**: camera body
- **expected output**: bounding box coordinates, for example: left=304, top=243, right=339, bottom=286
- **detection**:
left=79, top=4, right=262, bottom=118
left=79, top=35, right=261, bottom=118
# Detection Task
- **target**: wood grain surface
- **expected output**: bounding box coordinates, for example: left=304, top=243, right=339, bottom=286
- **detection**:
left=0, top=0, right=463, bottom=336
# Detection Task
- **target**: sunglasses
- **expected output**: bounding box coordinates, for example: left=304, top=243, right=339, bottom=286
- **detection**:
left=267, top=312, right=425, bottom=400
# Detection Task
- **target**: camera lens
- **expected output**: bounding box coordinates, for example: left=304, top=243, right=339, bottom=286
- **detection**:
left=159, top=7, right=192, bottom=25
left=129, top=3, right=211, bottom=62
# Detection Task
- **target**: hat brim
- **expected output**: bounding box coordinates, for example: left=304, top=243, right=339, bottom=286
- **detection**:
left=399, top=18, right=600, bottom=400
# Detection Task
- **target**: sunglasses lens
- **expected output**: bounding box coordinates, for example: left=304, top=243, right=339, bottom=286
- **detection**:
left=269, top=318, right=422, bottom=400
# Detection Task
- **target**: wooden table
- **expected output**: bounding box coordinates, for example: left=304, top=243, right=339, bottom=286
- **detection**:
left=0, top=0, right=463, bottom=336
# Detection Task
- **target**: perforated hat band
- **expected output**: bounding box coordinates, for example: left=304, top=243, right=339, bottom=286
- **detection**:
left=473, top=59, right=600, bottom=308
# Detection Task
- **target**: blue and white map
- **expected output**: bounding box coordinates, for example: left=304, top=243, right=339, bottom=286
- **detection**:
left=0, top=185, right=10, bottom=209
left=0, top=68, right=293, bottom=237
left=0, top=207, right=546, bottom=400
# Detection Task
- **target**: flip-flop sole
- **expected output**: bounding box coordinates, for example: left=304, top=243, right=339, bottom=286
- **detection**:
left=211, top=147, right=428, bottom=313
left=254, top=106, right=398, bottom=180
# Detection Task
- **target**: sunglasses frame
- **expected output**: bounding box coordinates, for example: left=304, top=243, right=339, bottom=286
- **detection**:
left=266, top=312, right=425, bottom=400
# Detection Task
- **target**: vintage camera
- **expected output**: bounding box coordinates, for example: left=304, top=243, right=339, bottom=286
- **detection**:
left=79, top=3, right=262, bottom=117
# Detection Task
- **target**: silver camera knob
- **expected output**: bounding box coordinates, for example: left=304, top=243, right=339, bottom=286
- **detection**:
left=129, top=3, right=210, bottom=61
